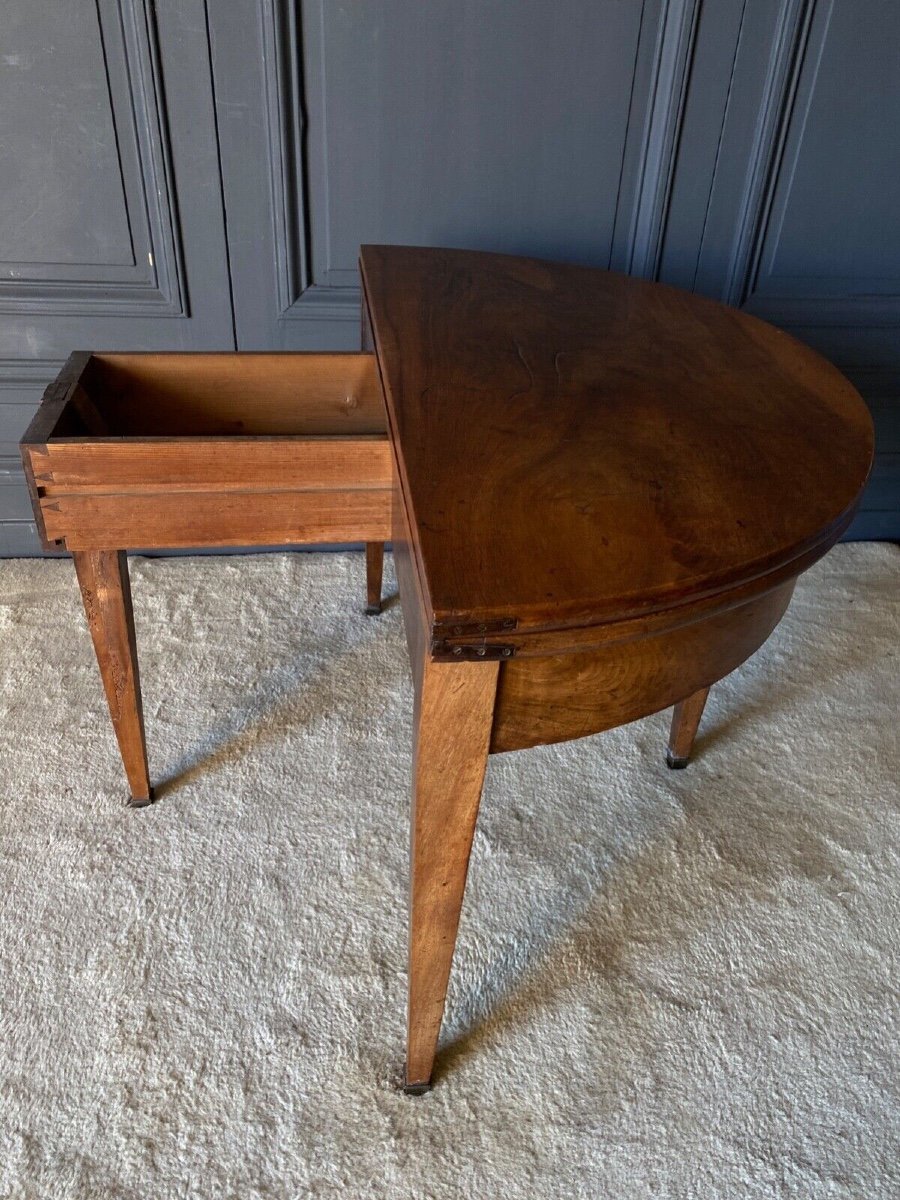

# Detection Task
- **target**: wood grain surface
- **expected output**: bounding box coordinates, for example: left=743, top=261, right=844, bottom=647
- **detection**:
left=85, top=353, right=386, bottom=436
left=489, top=581, right=794, bottom=752
left=406, top=657, right=499, bottom=1091
left=22, top=352, right=392, bottom=552
left=72, top=549, right=152, bottom=806
left=360, top=245, right=874, bottom=638
left=41, top=489, right=391, bottom=551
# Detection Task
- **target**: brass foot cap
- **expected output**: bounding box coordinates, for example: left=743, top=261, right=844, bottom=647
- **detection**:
left=665, top=752, right=689, bottom=770
left=128, top=788, right=155, bottom=809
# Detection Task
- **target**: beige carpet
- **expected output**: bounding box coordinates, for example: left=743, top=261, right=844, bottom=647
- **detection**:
left=0, top=544, right=898, bottom=1199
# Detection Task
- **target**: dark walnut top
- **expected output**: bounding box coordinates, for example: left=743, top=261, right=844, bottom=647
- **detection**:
left=360, top=245, right=873, bottom=634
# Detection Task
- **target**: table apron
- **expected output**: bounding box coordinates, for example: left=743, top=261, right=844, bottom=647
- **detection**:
left=38, top=487, right=391, bottom=550
left=489, top=579, right=795, bottom=753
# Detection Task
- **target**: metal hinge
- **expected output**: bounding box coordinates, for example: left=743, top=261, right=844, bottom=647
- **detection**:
left=431, top=640, right=517, bottom=662
left=430, top=615, right=518, bottom=661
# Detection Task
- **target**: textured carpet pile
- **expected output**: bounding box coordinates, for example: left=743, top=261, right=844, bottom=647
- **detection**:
left=0, top=544, right=898, bottom=1198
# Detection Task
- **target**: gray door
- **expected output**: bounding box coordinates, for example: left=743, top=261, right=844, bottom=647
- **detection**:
left=1, top=0, right=234, bottom=554
left=662, top=0, right=900, bottom=540
left=209, top=0, right=899, bottom=539
left=4, top=0, right=898, bottom=548
left=209, top=0, right=700, bottom=349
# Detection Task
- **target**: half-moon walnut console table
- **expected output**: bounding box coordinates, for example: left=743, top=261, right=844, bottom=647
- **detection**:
left=21, top=246, right=874, bottom=1094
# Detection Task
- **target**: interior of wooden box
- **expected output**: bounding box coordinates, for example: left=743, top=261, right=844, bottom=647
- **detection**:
left=66, top=353, right=387, bottom=438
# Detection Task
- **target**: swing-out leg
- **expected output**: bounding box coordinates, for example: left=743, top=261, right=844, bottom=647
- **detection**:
left=73, top=549, right=152, bottom=807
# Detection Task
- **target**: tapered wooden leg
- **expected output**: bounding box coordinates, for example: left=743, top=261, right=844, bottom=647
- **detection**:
left=666, top=686, right=710, bottom=769
left=72, top=550, right=153, bottom=807
left=405, top=658, right=499, bottom=1093
left=365, top=541, right=384, bottom=614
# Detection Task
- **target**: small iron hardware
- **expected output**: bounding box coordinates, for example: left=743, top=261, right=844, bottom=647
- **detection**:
left=430, top=640, right=517, bottom=662
left=431, top=615, right=517, bottom=638
left=430, top=615, right=518, bottom=661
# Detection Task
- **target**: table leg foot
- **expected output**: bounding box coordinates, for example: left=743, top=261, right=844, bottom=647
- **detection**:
left=127, top=787, right=156, bottom=809
left=666, top=686, right=711, bottom=769
left=365, top=542, right=385, bottom=615
left=403, top=1080, right=434, bottom=1099
left=665, top=751, right=690, bottom=770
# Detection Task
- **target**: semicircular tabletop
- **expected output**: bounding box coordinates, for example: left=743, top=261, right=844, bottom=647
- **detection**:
left=360, top=245, right=874, bottom=634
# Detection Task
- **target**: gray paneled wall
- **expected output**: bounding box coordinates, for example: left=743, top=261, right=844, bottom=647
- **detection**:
left=2, top=0, right=897, bottom=551
left=0, top=0, right=234, bottom=554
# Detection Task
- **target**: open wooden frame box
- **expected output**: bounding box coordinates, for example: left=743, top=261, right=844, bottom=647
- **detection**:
left=20, top=350, right=392, bottom=804
left=21, top=351, right=391, bottom=552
